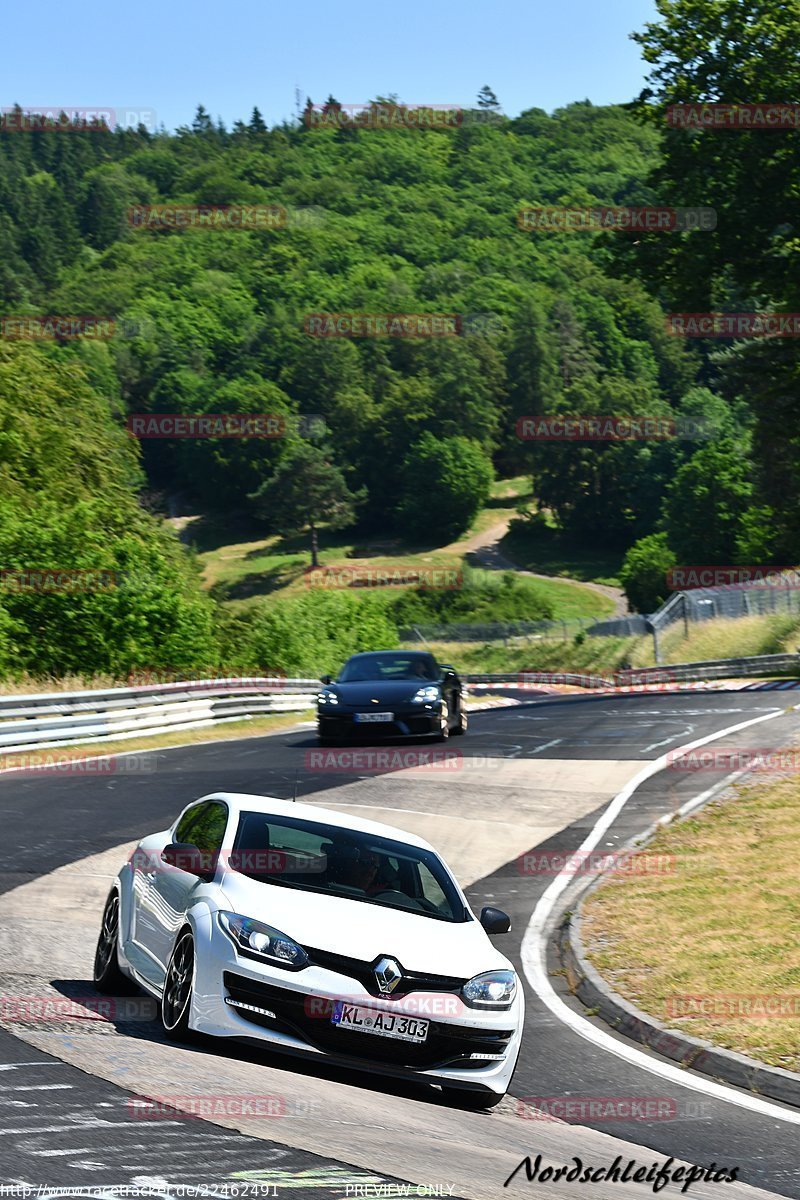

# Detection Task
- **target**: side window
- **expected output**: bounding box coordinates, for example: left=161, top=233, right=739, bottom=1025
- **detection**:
left=187, top=803, right=228, bottom=856
left=175, top=802, right=228, bottom=854
left=175, top=804, right=203, bottom=845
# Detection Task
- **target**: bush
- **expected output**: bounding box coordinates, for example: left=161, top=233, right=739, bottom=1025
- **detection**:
left=396, top=434, right=494, bottom=543
left=619, top=532, right=676, bottom=614
left=228, top=590, right=399, bottom=677
left=0, top=498, right=218, bottom=677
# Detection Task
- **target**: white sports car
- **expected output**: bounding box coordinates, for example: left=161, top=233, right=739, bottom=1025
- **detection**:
left=94, top=792, right=524, bottom=1109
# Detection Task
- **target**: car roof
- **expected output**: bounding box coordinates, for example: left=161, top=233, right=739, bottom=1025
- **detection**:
left=197, top=792, right=436, bottom=851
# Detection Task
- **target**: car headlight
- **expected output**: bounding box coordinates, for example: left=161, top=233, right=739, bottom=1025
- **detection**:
left=462, top=970, right=517, bottom=1008
left=317, top=690, right=339, bottom=705
left=412, top=685, right=440, bottom=703
left=218, top=911, right=308, bottom=969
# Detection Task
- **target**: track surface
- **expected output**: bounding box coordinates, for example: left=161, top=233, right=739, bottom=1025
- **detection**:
left=1, top=692, right=799, bottom=1197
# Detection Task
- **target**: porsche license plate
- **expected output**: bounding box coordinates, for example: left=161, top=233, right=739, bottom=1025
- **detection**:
left=353, top=712, right=394, bottom=723
left=331, top=1002, right=429, bottom=1042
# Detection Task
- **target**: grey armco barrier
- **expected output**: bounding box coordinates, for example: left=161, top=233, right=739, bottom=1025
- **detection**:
left=0, top=652, right=798, bottom=756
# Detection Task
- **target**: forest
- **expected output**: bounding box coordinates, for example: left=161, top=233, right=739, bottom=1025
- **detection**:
left=0, top=0, right=796, bottom=678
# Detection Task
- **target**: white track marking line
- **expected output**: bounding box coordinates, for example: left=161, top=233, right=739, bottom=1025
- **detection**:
left=529, top=738, right=563, bottom=756
left=521, top=702, right=800, bottom=1126
left=0, top=1062, right=62, bottom=1070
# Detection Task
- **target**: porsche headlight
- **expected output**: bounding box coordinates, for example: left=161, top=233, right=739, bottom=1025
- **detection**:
left=462, top=970, right=517, bottom=1008
left=218, top=911, right=308, bottom=969
left=317, top=689, right=339, bottom=705
left=412, top=685, right=440, bottom=703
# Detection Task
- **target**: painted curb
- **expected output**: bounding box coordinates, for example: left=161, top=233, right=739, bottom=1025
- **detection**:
left=558, top=906, right=800, bottom=1109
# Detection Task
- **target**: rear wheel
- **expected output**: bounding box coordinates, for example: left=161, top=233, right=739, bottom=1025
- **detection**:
left=93, top=890, right=135, bottom=993
left=160, top=929, right=195, bottom=1040
left=451, top=705, right=468, bottom=736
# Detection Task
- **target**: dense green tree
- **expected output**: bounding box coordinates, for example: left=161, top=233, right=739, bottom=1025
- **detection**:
left=250, top=442, right=363, bottom=566
left=397, top=433, right=494, bottom=543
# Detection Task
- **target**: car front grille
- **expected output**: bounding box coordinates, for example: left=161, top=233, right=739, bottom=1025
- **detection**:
left=223, top=972, right=513, bottom=1071
left=304, top=947, right=467, bottom=997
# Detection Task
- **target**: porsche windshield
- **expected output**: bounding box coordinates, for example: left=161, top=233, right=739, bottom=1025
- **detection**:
left=230, top=811, right=469, bottom=923
left=338, top=654, right=438, bottom=683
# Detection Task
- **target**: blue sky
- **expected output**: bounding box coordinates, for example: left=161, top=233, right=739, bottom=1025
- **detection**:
left=4, top=0, right=658, bottom=133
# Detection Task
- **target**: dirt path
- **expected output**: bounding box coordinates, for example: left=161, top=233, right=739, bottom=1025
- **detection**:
left=460, top=518, right=628, bottom=617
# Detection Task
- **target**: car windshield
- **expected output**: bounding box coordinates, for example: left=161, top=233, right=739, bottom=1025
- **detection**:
left=229, top=811, right=469, bottom=923
left=338, top=653, right=438, bottom=683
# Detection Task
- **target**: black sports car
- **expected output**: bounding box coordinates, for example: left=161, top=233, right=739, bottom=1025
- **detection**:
left=316, top=651, right=467, bottom=744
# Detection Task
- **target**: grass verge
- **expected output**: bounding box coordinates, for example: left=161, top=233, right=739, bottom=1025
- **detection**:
left=581, top=772, right=800, bottom=1073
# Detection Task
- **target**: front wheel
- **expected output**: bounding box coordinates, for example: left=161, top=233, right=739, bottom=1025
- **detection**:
left=441, top=1087, right=504, bottom=1111
left=93, top=889, right=135, bottom=993
left=437, top=702, right=450, bottom=741
left=160, top=929, right=195, bottom=1040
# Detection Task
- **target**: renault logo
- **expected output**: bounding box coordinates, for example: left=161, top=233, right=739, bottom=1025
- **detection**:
left=374, top=956, right=402, bottom=994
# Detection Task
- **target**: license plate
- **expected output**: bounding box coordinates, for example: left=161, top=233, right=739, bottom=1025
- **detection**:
left=331, top=1001, right=429, bottom=1043
left=353, top=712, right=394, bottom=723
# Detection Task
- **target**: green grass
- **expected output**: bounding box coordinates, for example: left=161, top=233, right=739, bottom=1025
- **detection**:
left=629, top=614, right=800, bottom=668
left=404, top=635, right=641, bottom=676
left=502, top=514, right=624, bottom=587
left=193, top=479, right=614, bottom=622
left=582, top=773, right=800, bottom=1072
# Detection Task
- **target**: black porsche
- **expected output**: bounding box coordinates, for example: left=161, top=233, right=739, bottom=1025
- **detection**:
left=316, top=651, right=468, bottom=745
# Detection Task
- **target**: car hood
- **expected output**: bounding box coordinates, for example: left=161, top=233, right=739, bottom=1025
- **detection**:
left=327, top=679, right=438, bottom=706
left=216, top=873, right=510, bottom=978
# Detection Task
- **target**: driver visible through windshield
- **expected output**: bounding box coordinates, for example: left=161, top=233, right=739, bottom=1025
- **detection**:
left=230, top=811, right=468, bottom=923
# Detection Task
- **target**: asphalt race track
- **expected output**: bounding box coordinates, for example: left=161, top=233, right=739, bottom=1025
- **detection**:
left=1, top=691, right=799, bottom=1199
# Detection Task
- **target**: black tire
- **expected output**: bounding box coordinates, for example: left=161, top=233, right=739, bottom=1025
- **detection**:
left=442, top=1087, right=504, bottom=1111
left=160, top=929, right=195, bottom=1040
left=93, top=889, right=135, bottom=993
left=451, top=706, right=468, bottom=736
left=437, top=702, right=450, bottom=742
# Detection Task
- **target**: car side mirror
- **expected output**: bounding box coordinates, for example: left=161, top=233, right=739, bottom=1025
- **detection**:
left=480, top=905, right=511, bottom=935
left=320, top=675, right=332, bottom=685
left=162, top=842, right=214, bottom=879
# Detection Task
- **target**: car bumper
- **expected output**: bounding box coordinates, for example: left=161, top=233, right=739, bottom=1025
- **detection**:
left=189, top=912, right=523, bottom=1096
left=317, top=705, right=442, bottom=740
